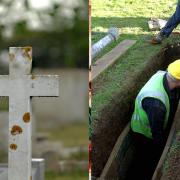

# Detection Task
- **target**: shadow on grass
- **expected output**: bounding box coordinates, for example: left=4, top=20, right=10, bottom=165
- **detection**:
left=91, top=16, right=171, bottom=43
left=91, top=16, right=148, bottom=42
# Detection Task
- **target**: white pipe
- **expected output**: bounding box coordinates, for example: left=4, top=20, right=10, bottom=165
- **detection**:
left=91, top=27, right=119, bottom=59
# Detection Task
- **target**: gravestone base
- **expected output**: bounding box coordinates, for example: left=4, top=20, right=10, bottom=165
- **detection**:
left=0, top=159, right=44, bottom=180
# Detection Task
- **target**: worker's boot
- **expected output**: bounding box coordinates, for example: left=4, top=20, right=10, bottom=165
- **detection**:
left=151, top=31, right=166, bottom=44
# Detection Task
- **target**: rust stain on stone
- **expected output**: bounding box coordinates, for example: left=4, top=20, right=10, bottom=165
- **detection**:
left=23, top=46, right=32, bottom=61
left=31, top=74, right=36, bottom=80
left=11, top=125, right=23, bottom=135
left=10, top=144, right=17, bottom=150
left=9, top=53, right=15, bottom=61
left=23, top=112, right=30, bottom=123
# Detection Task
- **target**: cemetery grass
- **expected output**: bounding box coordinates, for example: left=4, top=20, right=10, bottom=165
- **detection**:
left=46, top=170, right=88, bottom=180
left=40, top=122, right=88, bottom=160
left=91, top=0, right=180, bottom=127
left=47, top=122, right=88, bottom=147
left=42, top=122, right=89, bottom=179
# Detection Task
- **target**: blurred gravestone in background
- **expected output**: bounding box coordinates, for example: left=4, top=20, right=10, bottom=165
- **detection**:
left=0, top=0, right=88, bottom=179
left=32, top=69, right=88, bottom=128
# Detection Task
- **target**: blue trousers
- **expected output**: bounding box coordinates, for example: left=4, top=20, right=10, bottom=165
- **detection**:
left=161, top=0, right=180, bottom=37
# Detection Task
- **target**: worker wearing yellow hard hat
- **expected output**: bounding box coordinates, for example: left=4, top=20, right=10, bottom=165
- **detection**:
left=168, top=59, right=180, bottom=81
left=127, top=60, right=180, bottom=180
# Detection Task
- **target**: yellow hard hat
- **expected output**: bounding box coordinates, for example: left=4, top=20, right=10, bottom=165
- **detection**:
left=167, top=60, right=180, bottom=80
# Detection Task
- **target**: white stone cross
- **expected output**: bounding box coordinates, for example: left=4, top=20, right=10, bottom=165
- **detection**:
left=0, top=47, right=59, bottom=180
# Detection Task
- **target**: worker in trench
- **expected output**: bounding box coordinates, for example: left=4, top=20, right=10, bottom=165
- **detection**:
left=126, top=60, right=180, bottom=180
left=151, top=0, right=180, bottom=44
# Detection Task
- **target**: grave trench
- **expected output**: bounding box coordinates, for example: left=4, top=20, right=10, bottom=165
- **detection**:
left=91, top=43, right=180, bottom=179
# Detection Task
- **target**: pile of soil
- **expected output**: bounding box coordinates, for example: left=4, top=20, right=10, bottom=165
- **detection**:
left=161, top=112, right=180, bottom=180
left=91, top=43, right=180, bottom=177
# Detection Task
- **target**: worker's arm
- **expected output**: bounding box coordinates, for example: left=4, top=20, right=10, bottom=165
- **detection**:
left=142, top=97, right=166, bottom=150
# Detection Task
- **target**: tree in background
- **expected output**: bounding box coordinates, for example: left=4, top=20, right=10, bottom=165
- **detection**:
left=0, top=0, right=88, bottom=69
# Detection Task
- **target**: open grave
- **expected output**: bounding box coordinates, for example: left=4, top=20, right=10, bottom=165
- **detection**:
left=91, top=43, right=180, bottom=179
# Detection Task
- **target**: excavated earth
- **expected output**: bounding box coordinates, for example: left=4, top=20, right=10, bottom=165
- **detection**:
left=91, top=43, right=180, bottom=178
left=161, top=109, right=180, bottom=180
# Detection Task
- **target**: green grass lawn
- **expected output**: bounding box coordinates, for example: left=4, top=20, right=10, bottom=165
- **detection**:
left=40, top=122, right=88, bottom=179
left=47, top=122, right=88, bottom=147
left=46, top=170, right=88, bottom=180
left=91, top=0, right=180, bottom=127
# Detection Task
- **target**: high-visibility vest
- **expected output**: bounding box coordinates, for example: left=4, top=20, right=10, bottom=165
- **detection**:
left=131, top=71, right=170, bottom=139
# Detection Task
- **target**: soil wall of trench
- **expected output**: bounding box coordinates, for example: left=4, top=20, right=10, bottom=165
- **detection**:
left=91, top=43, right=180, bottom=177
left=160, top=109, right=180, bottom=180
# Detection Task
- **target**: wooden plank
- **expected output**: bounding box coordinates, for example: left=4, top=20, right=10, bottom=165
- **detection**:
left=152, top=106, right=180, bottom=180
left=100, top=123, right=134, bottom=179
left=92, top=40, right=136, bottom=80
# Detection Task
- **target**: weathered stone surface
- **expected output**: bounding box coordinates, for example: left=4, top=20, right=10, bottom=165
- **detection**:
left=32, top=69, right=88, bottom=127
left=0, top=112, right=8, bottom=151
left=0, top=159, right=44, bottom=180
left=33, top=141, right=63, bottom=157
left=0, top=111, right=36, bottom=153
left=148, top=18, right=167, bottom=30
left=0, top=47, right=59, bottom=180
left=42, top=151, right=60, bottom=173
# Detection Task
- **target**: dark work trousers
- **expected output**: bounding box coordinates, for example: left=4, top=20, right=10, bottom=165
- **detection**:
left=161, top=0, right=180, bottom=37
left=125, top=131, right=164, bottom=180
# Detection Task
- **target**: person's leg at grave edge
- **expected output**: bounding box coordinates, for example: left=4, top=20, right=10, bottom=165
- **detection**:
left=151, top=0, right=180, bottom=44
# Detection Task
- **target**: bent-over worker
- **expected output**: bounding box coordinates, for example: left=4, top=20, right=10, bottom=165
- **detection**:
left=127, top=60, right=180, bottom=180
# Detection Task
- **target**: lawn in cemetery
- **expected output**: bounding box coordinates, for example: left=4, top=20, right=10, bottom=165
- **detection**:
left=47, top=122, right=88, bottom=147
left=91, top=0, right=180, bottom=126
left=45, top=122, right=88, bottom=179
left=46, top=170, right=88, bottom=180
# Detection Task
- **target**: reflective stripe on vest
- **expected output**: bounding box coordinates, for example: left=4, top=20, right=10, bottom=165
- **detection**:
left=131, top=71, right=170, bottom=139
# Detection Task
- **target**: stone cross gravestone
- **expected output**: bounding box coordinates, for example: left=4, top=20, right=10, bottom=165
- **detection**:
left=0, top=47, right=59, bottom=180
